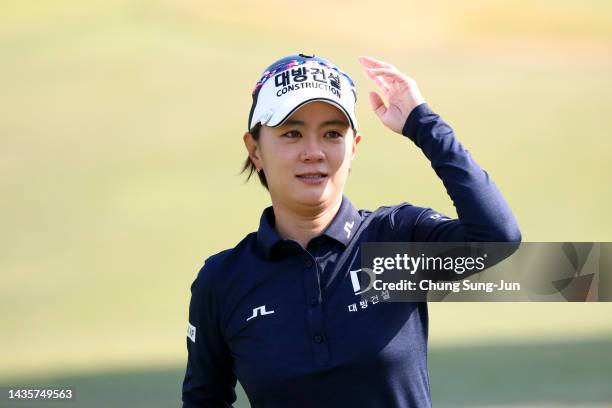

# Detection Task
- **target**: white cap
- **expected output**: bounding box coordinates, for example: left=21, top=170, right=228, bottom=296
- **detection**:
left=248, top=54, right=358, bottom=131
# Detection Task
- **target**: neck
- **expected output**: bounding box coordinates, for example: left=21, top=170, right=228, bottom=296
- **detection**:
left=271, top=195, right=343, bottom=249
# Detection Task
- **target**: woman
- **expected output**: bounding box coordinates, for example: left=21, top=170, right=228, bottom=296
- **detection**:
left=182, top=53, right=521, bottom=407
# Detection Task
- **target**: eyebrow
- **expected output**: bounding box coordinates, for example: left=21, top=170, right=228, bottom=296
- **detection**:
left=283, top=119, right=349, bottom=128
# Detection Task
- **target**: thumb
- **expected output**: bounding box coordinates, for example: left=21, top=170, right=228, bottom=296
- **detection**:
left=368, top=91, right=387, bottom=119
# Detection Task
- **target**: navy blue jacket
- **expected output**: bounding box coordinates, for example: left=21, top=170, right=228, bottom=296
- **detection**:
left=182, top=103, right=521, bottom=407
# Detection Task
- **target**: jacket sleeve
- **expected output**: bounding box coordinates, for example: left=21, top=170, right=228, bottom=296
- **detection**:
left=391, top=102, right=522, bottom=243
left=182, top=262, right=237, bottom=408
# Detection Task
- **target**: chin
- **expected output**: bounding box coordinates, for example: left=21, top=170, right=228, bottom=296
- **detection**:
left=292, top=185, right=339, bottom=208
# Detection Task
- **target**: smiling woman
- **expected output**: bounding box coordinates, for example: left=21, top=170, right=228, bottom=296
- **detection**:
left=243, top=101, right=361, bottom=245
left=240, top=106, right=359, bottom=194
left=181, top=53, right=521, bottom=408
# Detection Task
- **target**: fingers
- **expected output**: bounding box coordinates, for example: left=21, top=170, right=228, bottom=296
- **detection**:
left=357, top=55, right=394, bottom=69
left=359, top=56, right=394, bottom=92
left=365, top=68, right=391, bottom=94
left=364, top=67, right=411, bottom=85
left=368, top=91, right=387, bottom=119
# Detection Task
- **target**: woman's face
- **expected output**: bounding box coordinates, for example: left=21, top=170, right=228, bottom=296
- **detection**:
left=244, top=101, right=362, bottom=208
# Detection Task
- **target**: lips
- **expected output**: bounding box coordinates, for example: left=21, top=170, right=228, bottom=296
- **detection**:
left=296, top=172, right=328, bottom=179
left=296, top=172, right=328, bottom=185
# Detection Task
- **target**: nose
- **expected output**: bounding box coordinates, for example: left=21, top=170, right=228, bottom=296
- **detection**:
left=300, top=136, right=325, bottom=162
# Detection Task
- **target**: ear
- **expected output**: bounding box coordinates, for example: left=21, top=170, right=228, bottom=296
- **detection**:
left=243, top=131, right=262, bottom=170
left=351, top=131, right=362, bottom=161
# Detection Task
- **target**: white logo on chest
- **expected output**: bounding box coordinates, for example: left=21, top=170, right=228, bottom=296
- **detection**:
left=246, top=305, right=275, bottom=322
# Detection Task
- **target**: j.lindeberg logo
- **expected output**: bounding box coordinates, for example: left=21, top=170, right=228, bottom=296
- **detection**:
left=246, top=305, right=275, bottom=322
left=344, top=220, right=354, bottom=239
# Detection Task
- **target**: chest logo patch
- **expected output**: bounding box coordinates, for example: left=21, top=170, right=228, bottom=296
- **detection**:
left=246, top=305, right=275, bottom=322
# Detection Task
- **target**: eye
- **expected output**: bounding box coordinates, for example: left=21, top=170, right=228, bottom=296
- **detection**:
left=281, top=130, right=301, bottom=138
left=324, top=130, right=343, bottom=139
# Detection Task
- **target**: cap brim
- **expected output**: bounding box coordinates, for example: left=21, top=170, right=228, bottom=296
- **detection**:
left=267, top=97, right=356, bottom=130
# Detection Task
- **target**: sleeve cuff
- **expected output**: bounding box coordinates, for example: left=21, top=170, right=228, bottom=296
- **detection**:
left=401, top=102, right=435, bottom=141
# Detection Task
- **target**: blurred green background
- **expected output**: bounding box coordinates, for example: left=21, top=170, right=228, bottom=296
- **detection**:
left=1, top=0, right=611, bottom=407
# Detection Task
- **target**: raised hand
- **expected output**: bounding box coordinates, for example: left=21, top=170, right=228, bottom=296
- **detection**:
left=357, top=56, right=426, bottom=134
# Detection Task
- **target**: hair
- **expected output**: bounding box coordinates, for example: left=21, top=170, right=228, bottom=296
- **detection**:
left=241, top=123, right=269, bottom=190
